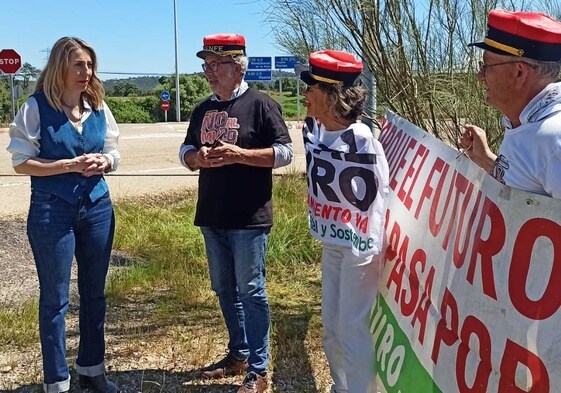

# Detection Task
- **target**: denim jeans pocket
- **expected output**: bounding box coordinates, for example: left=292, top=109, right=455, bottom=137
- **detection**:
left=30, top=189, right=58, bottom=204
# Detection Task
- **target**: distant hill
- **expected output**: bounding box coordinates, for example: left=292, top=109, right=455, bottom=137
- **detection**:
left=103, top=76, right=161, bottom=95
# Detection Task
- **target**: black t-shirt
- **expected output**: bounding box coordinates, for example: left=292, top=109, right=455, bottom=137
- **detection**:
left=184, top=87, right=291, bottom=228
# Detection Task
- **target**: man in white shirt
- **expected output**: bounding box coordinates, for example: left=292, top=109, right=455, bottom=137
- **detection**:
left=459, top=9, right=561, bottom=198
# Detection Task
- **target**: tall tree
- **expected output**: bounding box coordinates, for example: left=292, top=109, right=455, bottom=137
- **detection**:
left=157, top=74, right=211, bottom=119
left=0, top=77, right=11, bottom=124
left=19, top=62, right=41, bottom=90
left=265, top=0, right=546, bottom=149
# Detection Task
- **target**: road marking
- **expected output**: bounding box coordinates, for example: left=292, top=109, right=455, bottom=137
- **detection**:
left=121, top=132, right=184, bottom=140
left=116, top=166, right=186, bottom=175
left=0, top=180, right=30, bottom=187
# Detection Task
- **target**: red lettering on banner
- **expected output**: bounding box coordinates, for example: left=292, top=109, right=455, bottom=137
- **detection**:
left=378, top=121, right=395, bottom=148
left=429, top=168, right=458, bottom=238
left=415, top=157, right=449, bottom=220
left=381, top=210, right=394, bottom=271
left=389, top=138, right=417, bottom=191
left=386, top=134, right=408, bottom=186
left=397, top=144, right=429, bottom=210
left=498, top=339, right=550, bottom=392
left=456, top=316, right=492, bottom=392
left=467, top=196, right=504, bottom=300
left=411, top=266, right=435, bottom=345
left=431, top=288, right=459, bottom=364
left=384, top=212, right=435, bottom=345
left=380, top=125, right=403, bottom=168
left=385, top=221, right=408, bottom=303
left=441, top=172, right=474, bottom=251
left=400, top=248, right=426, bottom=317
left=509, top=218, right=561, bottom=320
left=381, top=126, right=403, bottom=174
left=453, top=191, right=483, bottom=270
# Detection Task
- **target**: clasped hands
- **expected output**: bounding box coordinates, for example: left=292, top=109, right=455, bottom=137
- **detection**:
left=62, top=153, right=111, bottom=176
left=197, top=140, right=242, bottom=168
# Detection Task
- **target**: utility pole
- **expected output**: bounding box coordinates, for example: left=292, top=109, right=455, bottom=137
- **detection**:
left=362, top=6, right=377, bottom=134
left=173, top=0, right=181, bottom=122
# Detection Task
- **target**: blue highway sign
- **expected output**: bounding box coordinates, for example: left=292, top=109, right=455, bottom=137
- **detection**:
left=248, top=57, right=272, bottom=70
left=245, top=70, right=273, bottom=82
left=274, top=56, right=298, bottom=69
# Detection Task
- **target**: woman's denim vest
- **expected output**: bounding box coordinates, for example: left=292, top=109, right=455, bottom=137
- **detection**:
left=31, top=92, right=109, bottom=205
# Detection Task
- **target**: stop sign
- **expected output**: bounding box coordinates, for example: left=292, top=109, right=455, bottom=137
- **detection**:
left=0, top=49, right=22, bottom=74
left=161, top=100, right=170, bottom=111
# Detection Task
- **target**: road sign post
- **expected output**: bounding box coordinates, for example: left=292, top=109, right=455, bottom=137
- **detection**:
left=0, top=49, right=22, bottom=120
left=160, top=91, right=171, bottom=122
left=274, top=57, right=298, bottom=113
left=161, top=100, right=170, bottom=122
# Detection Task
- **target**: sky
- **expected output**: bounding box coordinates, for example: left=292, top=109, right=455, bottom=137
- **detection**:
left=1, top=0, right=285, bottom=79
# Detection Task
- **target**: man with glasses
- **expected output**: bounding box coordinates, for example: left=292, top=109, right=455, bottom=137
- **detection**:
left=179, top=33, right=292, bottom=393
left=459, top=9, right=561, bottom=198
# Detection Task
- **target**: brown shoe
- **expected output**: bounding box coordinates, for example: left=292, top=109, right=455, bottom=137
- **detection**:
left=200, top=353, right=248, bottom=379
left=236, top=372, right=268, bottom=393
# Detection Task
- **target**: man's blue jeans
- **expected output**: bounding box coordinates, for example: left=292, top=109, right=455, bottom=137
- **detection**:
left=27, top=190, right=115, bottom=388
left=200, top=227, right=270, bottom=375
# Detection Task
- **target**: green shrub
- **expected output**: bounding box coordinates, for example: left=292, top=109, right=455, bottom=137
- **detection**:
left=105, top=97, right=151, bottom=123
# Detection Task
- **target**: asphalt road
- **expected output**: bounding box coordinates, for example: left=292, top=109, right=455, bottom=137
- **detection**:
left=0, top=122, right=306, bottom=217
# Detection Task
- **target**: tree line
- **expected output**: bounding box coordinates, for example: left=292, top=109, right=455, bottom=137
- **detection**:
left=3, top=0, right=560, bottom=145
left=265, top=0, right=560, bottom=151
left=0, top=70, right=305, bottom=125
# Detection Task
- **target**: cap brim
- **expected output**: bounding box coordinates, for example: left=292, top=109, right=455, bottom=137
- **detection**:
left=300, top=71, right=320, bottom=85
left=295, top=65, right=319, bottom=85
left=196, top=50, right=218, bottom=59
left=468, top=41, right=513, bottom=57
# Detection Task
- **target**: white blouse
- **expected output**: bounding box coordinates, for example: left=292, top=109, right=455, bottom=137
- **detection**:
left=7, top=96, right=121, bottom=171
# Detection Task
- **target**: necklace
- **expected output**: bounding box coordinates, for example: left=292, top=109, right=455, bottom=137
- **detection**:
left=62, top=103, right=83, bottom=128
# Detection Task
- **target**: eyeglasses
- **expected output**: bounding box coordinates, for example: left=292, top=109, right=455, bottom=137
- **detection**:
left=201, top=61, right=234, bottom=72
left=478, top=60, right=537, bottom=76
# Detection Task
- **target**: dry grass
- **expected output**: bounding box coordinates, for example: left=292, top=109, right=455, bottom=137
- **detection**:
left=0, top=176, right=335, bottom=392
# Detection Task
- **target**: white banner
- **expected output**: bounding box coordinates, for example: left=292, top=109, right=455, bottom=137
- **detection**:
left=376, top=111, right=561, bottom=392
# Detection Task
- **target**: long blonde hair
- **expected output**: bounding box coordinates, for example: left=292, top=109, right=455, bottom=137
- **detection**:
left=35, top=37, right=104, bottom=110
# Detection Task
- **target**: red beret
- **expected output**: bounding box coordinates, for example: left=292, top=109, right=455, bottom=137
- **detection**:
left=196, top=33, right=246, bottom=59
left=297, top=50, right=363, bottom=87
left=469, top=10, right=561, bottom=61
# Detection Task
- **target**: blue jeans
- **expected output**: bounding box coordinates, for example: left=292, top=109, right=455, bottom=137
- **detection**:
left=27, top=190, right=115, bottom=387
left=200, top=227, right=270, bottom=374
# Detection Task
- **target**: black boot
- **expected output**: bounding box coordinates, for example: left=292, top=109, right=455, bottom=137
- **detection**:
left=78, top=374, right=118, bottom=393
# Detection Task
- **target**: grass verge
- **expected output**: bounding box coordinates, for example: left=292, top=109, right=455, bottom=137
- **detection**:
left=0, top=173, right=331, bottom=392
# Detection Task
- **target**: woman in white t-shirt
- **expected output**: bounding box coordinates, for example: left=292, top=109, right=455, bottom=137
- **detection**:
left=297, top=50, right=389, bottom=393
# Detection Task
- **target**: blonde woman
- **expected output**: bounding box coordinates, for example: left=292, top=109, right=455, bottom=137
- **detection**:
left=7, top=37, right=119, bottom=393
